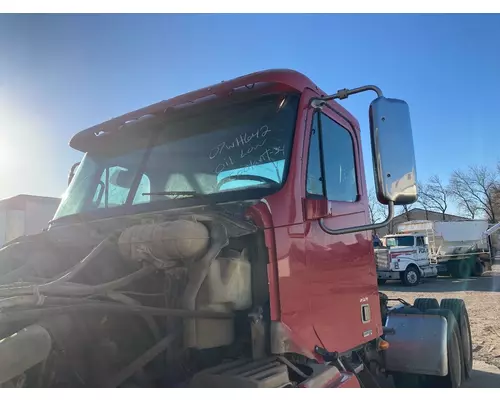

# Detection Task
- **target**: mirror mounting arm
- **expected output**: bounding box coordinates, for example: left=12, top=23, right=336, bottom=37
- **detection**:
left=310, top=85, right=384, bottom=108
left=319, top=201, right=394, bottom=236
left=68, top=162, right=81, bottom=186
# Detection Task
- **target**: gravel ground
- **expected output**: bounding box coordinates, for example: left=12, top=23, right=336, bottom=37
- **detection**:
left=381, top=262, right=500, bottom=372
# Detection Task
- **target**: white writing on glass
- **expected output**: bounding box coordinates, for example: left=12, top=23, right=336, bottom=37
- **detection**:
left=215, top=156, right=235, bottom=174
left=209, top=125, right=272, bottom=160
left=240, top=138, right=267, bottom=159
left=228, top=145, right=286, bottom=177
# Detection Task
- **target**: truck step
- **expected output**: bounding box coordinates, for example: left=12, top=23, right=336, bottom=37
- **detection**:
left=189, top=357, right=291, bottom=388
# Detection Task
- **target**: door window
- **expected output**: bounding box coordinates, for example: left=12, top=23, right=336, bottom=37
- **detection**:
left=306, top=112, right=358, bottom=202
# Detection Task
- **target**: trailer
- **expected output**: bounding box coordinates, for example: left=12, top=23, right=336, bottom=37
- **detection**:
left=0, top=195, right=61, bottom=247
left=396, top=220, right=493, bottom=278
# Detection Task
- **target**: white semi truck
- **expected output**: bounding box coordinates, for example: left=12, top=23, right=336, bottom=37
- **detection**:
left=375, top=219, right=494, bottom=286
left=0, top=195, right=61, bottom=247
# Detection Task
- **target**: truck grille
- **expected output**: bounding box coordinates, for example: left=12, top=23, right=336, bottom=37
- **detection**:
left=375, top=249, right=390, bottom=270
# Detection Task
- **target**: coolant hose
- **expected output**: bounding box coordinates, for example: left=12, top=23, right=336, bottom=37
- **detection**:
left=0, top=235, right=117, bottom=297
left=50, top=234, right=118, bottom=284
left=0, top=264, right=155, bottom=298
left=0, top=301, right=234, bottom=325
left=106, top=292, right=161, bottom=341
left=0, top=324, right=52, bottom=385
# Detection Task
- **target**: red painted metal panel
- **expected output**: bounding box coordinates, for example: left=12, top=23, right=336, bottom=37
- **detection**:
left=246, top=73, right=381, bottom=357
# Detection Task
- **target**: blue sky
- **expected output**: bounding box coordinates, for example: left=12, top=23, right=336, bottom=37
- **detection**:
left=0, top=14, right=499, bottom=215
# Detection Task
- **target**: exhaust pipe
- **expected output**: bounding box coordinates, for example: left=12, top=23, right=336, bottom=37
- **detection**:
left=0, top=324, right=52, bottom=385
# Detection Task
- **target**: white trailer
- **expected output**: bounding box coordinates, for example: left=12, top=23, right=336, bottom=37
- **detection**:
left=396, top=219, right=493, bottom=278
left=0, top=195, right=60, bottom=248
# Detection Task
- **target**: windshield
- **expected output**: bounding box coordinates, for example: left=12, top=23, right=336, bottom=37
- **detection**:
left=55, top=93, right=300, bottom=220
left=385, top=236, right=415, bottom=248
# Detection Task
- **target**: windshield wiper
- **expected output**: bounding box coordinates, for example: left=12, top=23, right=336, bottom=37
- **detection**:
left=142, top=191, right=203, bottom=198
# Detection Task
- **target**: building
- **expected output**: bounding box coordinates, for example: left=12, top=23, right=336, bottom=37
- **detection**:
left=0, top=195, right=61, bottom=247
left=376, top=207, right=470, bottom=237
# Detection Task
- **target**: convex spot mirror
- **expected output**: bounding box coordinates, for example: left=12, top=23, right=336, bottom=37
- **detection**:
left=369, top=97, right=417, bottom=206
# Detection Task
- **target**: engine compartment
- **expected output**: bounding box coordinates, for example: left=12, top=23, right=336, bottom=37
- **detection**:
left=0, top=207, right=268, bottom=387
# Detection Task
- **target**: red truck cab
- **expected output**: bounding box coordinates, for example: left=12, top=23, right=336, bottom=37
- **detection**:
left=38, top=68, right=443, bottom=388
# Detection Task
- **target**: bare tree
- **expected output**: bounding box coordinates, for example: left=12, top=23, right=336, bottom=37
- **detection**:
left=414, top=182, right=431, bottom=219
left=418, top=176, right=449, bottom=221
left=368, top=189, right=387, bottom=224
left=450, top=166, right=499, bottom=223
left=448, top=174, right=481, bottom=219
left=400, top=204, right=414, bottom=221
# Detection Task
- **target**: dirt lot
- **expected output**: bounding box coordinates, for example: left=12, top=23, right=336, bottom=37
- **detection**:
left=382, top=262, right=500, bottom=386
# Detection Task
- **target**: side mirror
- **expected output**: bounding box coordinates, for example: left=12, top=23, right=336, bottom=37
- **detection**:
left=308, top=86, right=416, bottom=235
left=68, top=162, right=81, bottom=186
left=369, top=97, right=417, bottom=205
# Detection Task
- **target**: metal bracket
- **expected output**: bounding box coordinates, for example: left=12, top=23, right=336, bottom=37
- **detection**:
left=310, top=85, right=384, bottom=109
left=314, top=345, right=339, bottom=362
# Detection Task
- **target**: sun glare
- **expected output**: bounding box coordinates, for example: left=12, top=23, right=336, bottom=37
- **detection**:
left=0, top=140, right=14, bottom=168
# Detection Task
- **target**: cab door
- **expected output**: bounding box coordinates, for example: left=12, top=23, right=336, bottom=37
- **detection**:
left=303, top=105, right=381, bottom=354
left=416, top=236, right=429, bottom=266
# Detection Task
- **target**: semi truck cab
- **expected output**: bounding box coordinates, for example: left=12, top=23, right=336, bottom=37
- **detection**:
left=0, top=69, right=472, bottom=388
left=376, top=233, right=438, bottom=286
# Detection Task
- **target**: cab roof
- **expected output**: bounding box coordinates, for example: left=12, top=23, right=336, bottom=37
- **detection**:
left=69, top=68, right=361, bottom=152
left=385, top=233, right=426, bottom=237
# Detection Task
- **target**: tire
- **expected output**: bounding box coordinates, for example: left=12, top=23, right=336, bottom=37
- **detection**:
left=414, top=298, right=440, bottom=312
left=448, top=261, right=460, bottom=279
left=472, top=261, right=484, bottom=277
left=401, top=265, right=420, bottom=286
left=423, top=308, right=463, bottom=388
left=452, top=258, right=473, bottom=279
left=440, top=299, right=473, bottom=380
left=438, top=269, right=450, bottom=277
left=377, top=279, right=387, bottom=285
left=390, top=306, right=423, bottom=315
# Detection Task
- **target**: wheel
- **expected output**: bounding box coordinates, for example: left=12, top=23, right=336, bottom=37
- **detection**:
left=377, top=279, right=387, bottom=285
left=440, top=299, right=473, bottom=380
left=413, top=298, right=440, bottom=312
left=472, top=260, right=484, bottom=277
left=423, top=308, right=463, bottom=388
left=444, top=323, right=463, bottom=388
left=448, top=261, right=460, bottom=279
left=401, top=265, right=420, bottom=286
left=438, top=269, right=450, bottom=277
left=452, top=258, right=473, bottom=279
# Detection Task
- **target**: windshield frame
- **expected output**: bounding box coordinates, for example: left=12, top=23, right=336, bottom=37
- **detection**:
left=385, top=235, right=416, bottom=248
left=53, top=90, right=301, bottom=225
